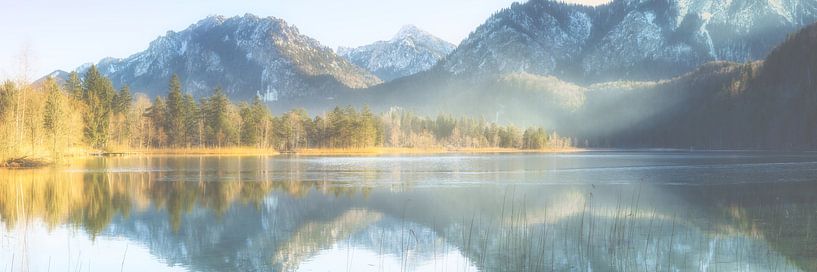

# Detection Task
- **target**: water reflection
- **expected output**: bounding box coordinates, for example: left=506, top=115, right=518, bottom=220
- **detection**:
left=0, top=153, right=816, bottom=271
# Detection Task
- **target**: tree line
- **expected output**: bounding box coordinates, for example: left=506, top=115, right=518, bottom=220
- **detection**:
left=0, top=65, right=572, bottom=159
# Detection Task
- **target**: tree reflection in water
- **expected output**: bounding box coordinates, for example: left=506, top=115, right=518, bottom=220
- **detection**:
left=0, top=154, right=816, bottom=271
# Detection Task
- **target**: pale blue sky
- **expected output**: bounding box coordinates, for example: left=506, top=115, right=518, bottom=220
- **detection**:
left=0, top=0, right=610, bottom=79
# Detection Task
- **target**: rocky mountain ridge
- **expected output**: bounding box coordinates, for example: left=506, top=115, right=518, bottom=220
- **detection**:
left=338, top=25, right=455, bottom=81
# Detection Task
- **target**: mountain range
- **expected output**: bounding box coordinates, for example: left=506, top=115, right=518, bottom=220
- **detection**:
left=443, top=0, right=817, bottom=82
left=50, top=16, right=457, bottom=101
left=55, top=14, right=382, bottom=100
left=42, top=0, right=817, bottom=149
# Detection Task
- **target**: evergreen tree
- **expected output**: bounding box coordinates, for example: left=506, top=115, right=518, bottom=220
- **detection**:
left=239, top=103, right=257, bottom=146
left=81, top=65, right=115, bottom=149
left=360, top=106, right=379, bottom=147
left=204, top=87, right=234, bottom=147
left=434, top=114, right=456, bottom=142
left=327, top=107, right=346, bottom=148
left=182, top=93, right=199, bottom=147
left=165, top=75, right=185, bottom=147
left=149, top=97, right=168, bottom=147
left=239, top=96, right=271, bottom=147
left=108, top=86, right=133, bottom=147
left=498, top=125, right=522, bottom=148
left=65, top=71, right=83, bottom=100
left=523, top=127, right=549, bottom=149
left=113, top=86, right=132, bottom=114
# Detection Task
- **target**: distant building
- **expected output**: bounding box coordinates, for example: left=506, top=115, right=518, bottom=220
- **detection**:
left=257, top=87, right=278, bottom=102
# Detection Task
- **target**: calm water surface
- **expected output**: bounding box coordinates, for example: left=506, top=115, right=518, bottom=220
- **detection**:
left=2, top=151, right=817, bottom=271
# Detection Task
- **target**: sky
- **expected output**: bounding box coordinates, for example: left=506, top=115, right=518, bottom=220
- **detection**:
left=0, top=0, right=611, bottom=79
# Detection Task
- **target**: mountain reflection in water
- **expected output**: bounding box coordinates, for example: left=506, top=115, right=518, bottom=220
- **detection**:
left=1, top=152, right=816, bottom=271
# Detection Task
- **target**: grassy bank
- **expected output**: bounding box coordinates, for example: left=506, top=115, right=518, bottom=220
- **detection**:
left=1, top=147, right=582, bottom=168
left=99, top=147, right=583, bottom=156
left=100, top=146, right=581, bottom=156
left=260, top=147, right=581, bottom=156
left=105, top=147, right=281, bottom=156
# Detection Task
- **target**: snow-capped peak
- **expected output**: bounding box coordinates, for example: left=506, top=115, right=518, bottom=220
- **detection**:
left=339, top=26, right=456, bottom=81
left=393, top=25, right=430, bottom=41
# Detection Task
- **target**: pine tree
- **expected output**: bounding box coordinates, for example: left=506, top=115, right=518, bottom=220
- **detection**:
left=165, top=75, right=185, bottom=147
left=65, top=71, right=83, bottom=100
left=113, top=86, right=132, bottom=114
left=149, top=97, right=167, bottom=147
left=360, top=106, right=379, bottom=147
left=204, top=87, right=233, bottom=147
left=81, top=65, right=115, bottom=149
left=327, top=107, right=345, bottom=148
left=106, top=86, right=133, bottom=147
left=182, top=93, right=199, bottom=147
left=240, top=96, right=270, bottom=147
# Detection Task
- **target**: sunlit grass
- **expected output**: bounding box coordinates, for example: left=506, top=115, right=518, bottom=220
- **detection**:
left=293, top=147, right=582, bottom=156
left=109, top=147, right=280, bottom=156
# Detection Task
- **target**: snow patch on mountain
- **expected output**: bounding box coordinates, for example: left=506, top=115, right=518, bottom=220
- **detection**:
left=51, top=14, right=381, bottom=101
left=442, top=0, right=817, bottom=82
left=338, top=25, right=455, bottom=81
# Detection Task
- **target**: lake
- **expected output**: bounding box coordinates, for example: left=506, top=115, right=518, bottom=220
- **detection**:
left=1, top=151, right=817, bottom=271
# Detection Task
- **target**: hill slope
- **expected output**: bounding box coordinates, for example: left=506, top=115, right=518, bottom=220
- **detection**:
left=574, top=22, right=817, bottom=149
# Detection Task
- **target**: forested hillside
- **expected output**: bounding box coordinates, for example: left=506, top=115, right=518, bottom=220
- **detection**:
left=0, top=66, right=572, bottom=162
left=570, top=22, right=817, bottom=149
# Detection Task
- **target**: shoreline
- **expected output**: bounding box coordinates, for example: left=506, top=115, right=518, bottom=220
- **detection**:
left=1, top=147, right=583, bottom=168
left=0, top=156, right=51, bottom=169
left=106, top=147, right=282, bottom=156
left=291, top=147, right=582, bottom=156
left=9, top=147, right=816, bottom=168
left=115, top=147, right=582, bottom=156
